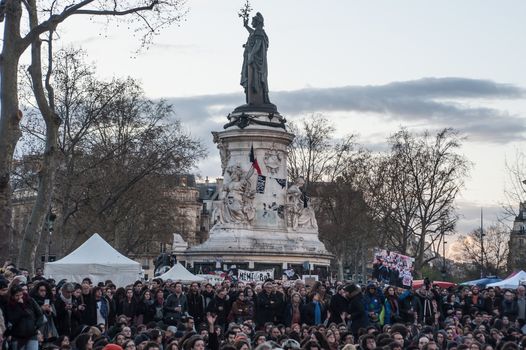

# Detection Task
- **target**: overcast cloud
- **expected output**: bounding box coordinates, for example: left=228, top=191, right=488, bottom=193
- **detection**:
left=167, top=77, right=526, bottom=145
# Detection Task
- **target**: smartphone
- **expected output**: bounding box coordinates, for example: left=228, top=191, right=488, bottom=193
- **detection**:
left=44, top=299, right=50, bottom=305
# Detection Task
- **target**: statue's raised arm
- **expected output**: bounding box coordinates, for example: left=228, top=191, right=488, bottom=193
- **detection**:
left=243, top=17, right=254, bottom=34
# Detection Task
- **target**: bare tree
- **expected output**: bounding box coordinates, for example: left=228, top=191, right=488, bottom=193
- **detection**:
left=364, top=128, right=471, bottom=273
left=0, top=0, right=186, bottom=271
left=453, top=224, right=510, bottom=276
left=287, top=114, right=356, bottom=185
left=316, top=177, right=376, bottom=280
left=502, top=149, right=526, bottom=220
left=287, top=115, right=377, bottom=278
left=16, top=48, right=205, bottom=270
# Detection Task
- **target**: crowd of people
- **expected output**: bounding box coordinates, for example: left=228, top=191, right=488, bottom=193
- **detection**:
left=1, top=262, right=526, bottom=350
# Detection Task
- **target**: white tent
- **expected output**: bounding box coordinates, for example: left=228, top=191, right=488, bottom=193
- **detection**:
left=44, top=233, right=142, bottom=286
left=158, top=263, right=206, bottom=283
left=487, top=270, right=526, bottom=289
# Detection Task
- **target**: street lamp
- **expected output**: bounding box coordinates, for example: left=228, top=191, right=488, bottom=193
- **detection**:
left=45, top=210, right=57, bottom=263
left=480, top=208, right=485, bottom=278
left=441, top=235, right=447, bottom=280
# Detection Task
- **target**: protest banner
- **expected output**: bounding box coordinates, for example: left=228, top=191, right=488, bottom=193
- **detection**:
left=372, top=248, right=414, bottom=287
left=237, top=268, right=275, bottom=282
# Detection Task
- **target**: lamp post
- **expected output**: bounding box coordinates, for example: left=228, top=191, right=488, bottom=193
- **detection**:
left=480, top=208, right=485, bottom=278
left=45, top=209, right=57, bottom=263
left=441, top=229, right=447, bottom=280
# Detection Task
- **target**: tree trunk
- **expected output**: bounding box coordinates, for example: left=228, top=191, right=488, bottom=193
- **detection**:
left=17, top=18, right=60, bottom=272
left=414, top=229, right=427, bottom=276
left=337, top=257, right=344, bottom=280
left=16, top=123, right=58, bottom=271
left=0, top=0, right=23, bottom=264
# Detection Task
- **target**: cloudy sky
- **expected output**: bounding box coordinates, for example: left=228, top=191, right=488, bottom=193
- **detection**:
left=58, top=0, right=526, bottom=237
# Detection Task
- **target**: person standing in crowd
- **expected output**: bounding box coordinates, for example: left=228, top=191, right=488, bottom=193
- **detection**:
left=382, top=286, right=411, bottom=325
left=136, top=289, right=155, bottom=325
left=132, top=281, right=143, bottom=302
left=29, top=281, right=58, bottom=343
left=501, top=290, right=519, bottom=321
left=243, top=286, right=256, bottom=321
left=164, top=282, right=187, bottom=326
left=228, top=290, right=249, bottom=324
left=328, top=285, right=348, bottom=325
left=466, top=286, right=485, bottom=312
left=118, top=288, right=137, bottom=321
left=152, top=289, right=165, bottom=324
left=104, top=286, right=117, bottom=327
left=84, top=286, right=109, bottom=328
left=483, top=287, right=501, bottom=314
left=284, top=292, right=303, bottom=327
left=256, top=281, right=280, bottom=328
left=415, top=284, right=437, bottom=325
left=201, top=284, right=215, bottom=310
left=55, top=283, right=81, bottom=338
left=363, top=282, right=384, bottom=325
left=516, top=285, right=526, bottom=321
left=301, top=292, right=327, bottom=326
left=5, top=284, right=44, bottom=350
left=206, top=287, right=230, bottom=331
left=186, top=282, right=205, bottom=326
left=343, top=283, right=367, bottom=337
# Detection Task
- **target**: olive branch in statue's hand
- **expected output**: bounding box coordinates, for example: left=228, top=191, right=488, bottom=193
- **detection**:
left=238, top=0, right=252, bottom=24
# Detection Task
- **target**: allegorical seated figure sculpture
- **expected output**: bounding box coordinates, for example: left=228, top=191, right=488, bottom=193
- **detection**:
left=218, top=164, right=256, bottom=224
left=287, top=177, right=318, bottom=230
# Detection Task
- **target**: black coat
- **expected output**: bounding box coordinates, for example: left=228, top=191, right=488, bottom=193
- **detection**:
left=206, top=295, right=231, bottom=327
left=54, top=296, right=82, bottom=338
left=255, top=291, right=281, bottom=327
left=328, top=293, right=348, bottom=324
left=301, top=301, right=327, bottom=326
left=501, top=299, right=519, bottom=321
left=187, top=292, right=205, bottom=325
left=118, top=298, right=137, bottom=319
left=5, top=297, right=43, bottom=340
left=83, top=293, right=110, bottom=327
left=136, top=300, right=156, bottom=324
left=347, top=293, right=367, bottom=336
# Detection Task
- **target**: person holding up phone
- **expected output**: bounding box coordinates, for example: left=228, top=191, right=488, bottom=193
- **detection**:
left=30, top=281, right=58, bottom=342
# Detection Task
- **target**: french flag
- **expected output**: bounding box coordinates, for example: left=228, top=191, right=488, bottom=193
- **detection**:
left=249, top=145, right=262, bottom=175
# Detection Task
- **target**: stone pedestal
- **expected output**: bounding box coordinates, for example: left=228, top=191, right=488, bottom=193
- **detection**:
left=184, top=110, right=332, bottom=275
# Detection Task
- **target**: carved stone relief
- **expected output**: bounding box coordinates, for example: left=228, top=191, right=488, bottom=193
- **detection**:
left=263, top=146, right=282, bottom=175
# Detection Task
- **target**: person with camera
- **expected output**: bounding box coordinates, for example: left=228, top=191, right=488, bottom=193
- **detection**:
left=163, top=282, right=187, bottom=326
left=54, top=283, right=82, bottom=339
left=29, top=281, right=58, bottom=343
left=414, top=279, right=438, bottom=326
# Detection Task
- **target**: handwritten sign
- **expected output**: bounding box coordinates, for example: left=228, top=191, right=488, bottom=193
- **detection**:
left=237, top=268, right=275, bottom=282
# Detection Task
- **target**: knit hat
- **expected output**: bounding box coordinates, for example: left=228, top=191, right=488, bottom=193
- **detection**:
left=134, top=334, right=150, bottom=346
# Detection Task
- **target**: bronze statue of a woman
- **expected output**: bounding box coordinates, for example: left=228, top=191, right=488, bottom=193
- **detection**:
left=238, top=12, right=276, bottom=112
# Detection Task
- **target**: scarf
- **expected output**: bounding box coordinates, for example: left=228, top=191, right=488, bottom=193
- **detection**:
left=388, top=296, right=398, bottom=314
left=60, top=292, right=73, bottom=315
left=314, top=301, right=321, bottom=325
